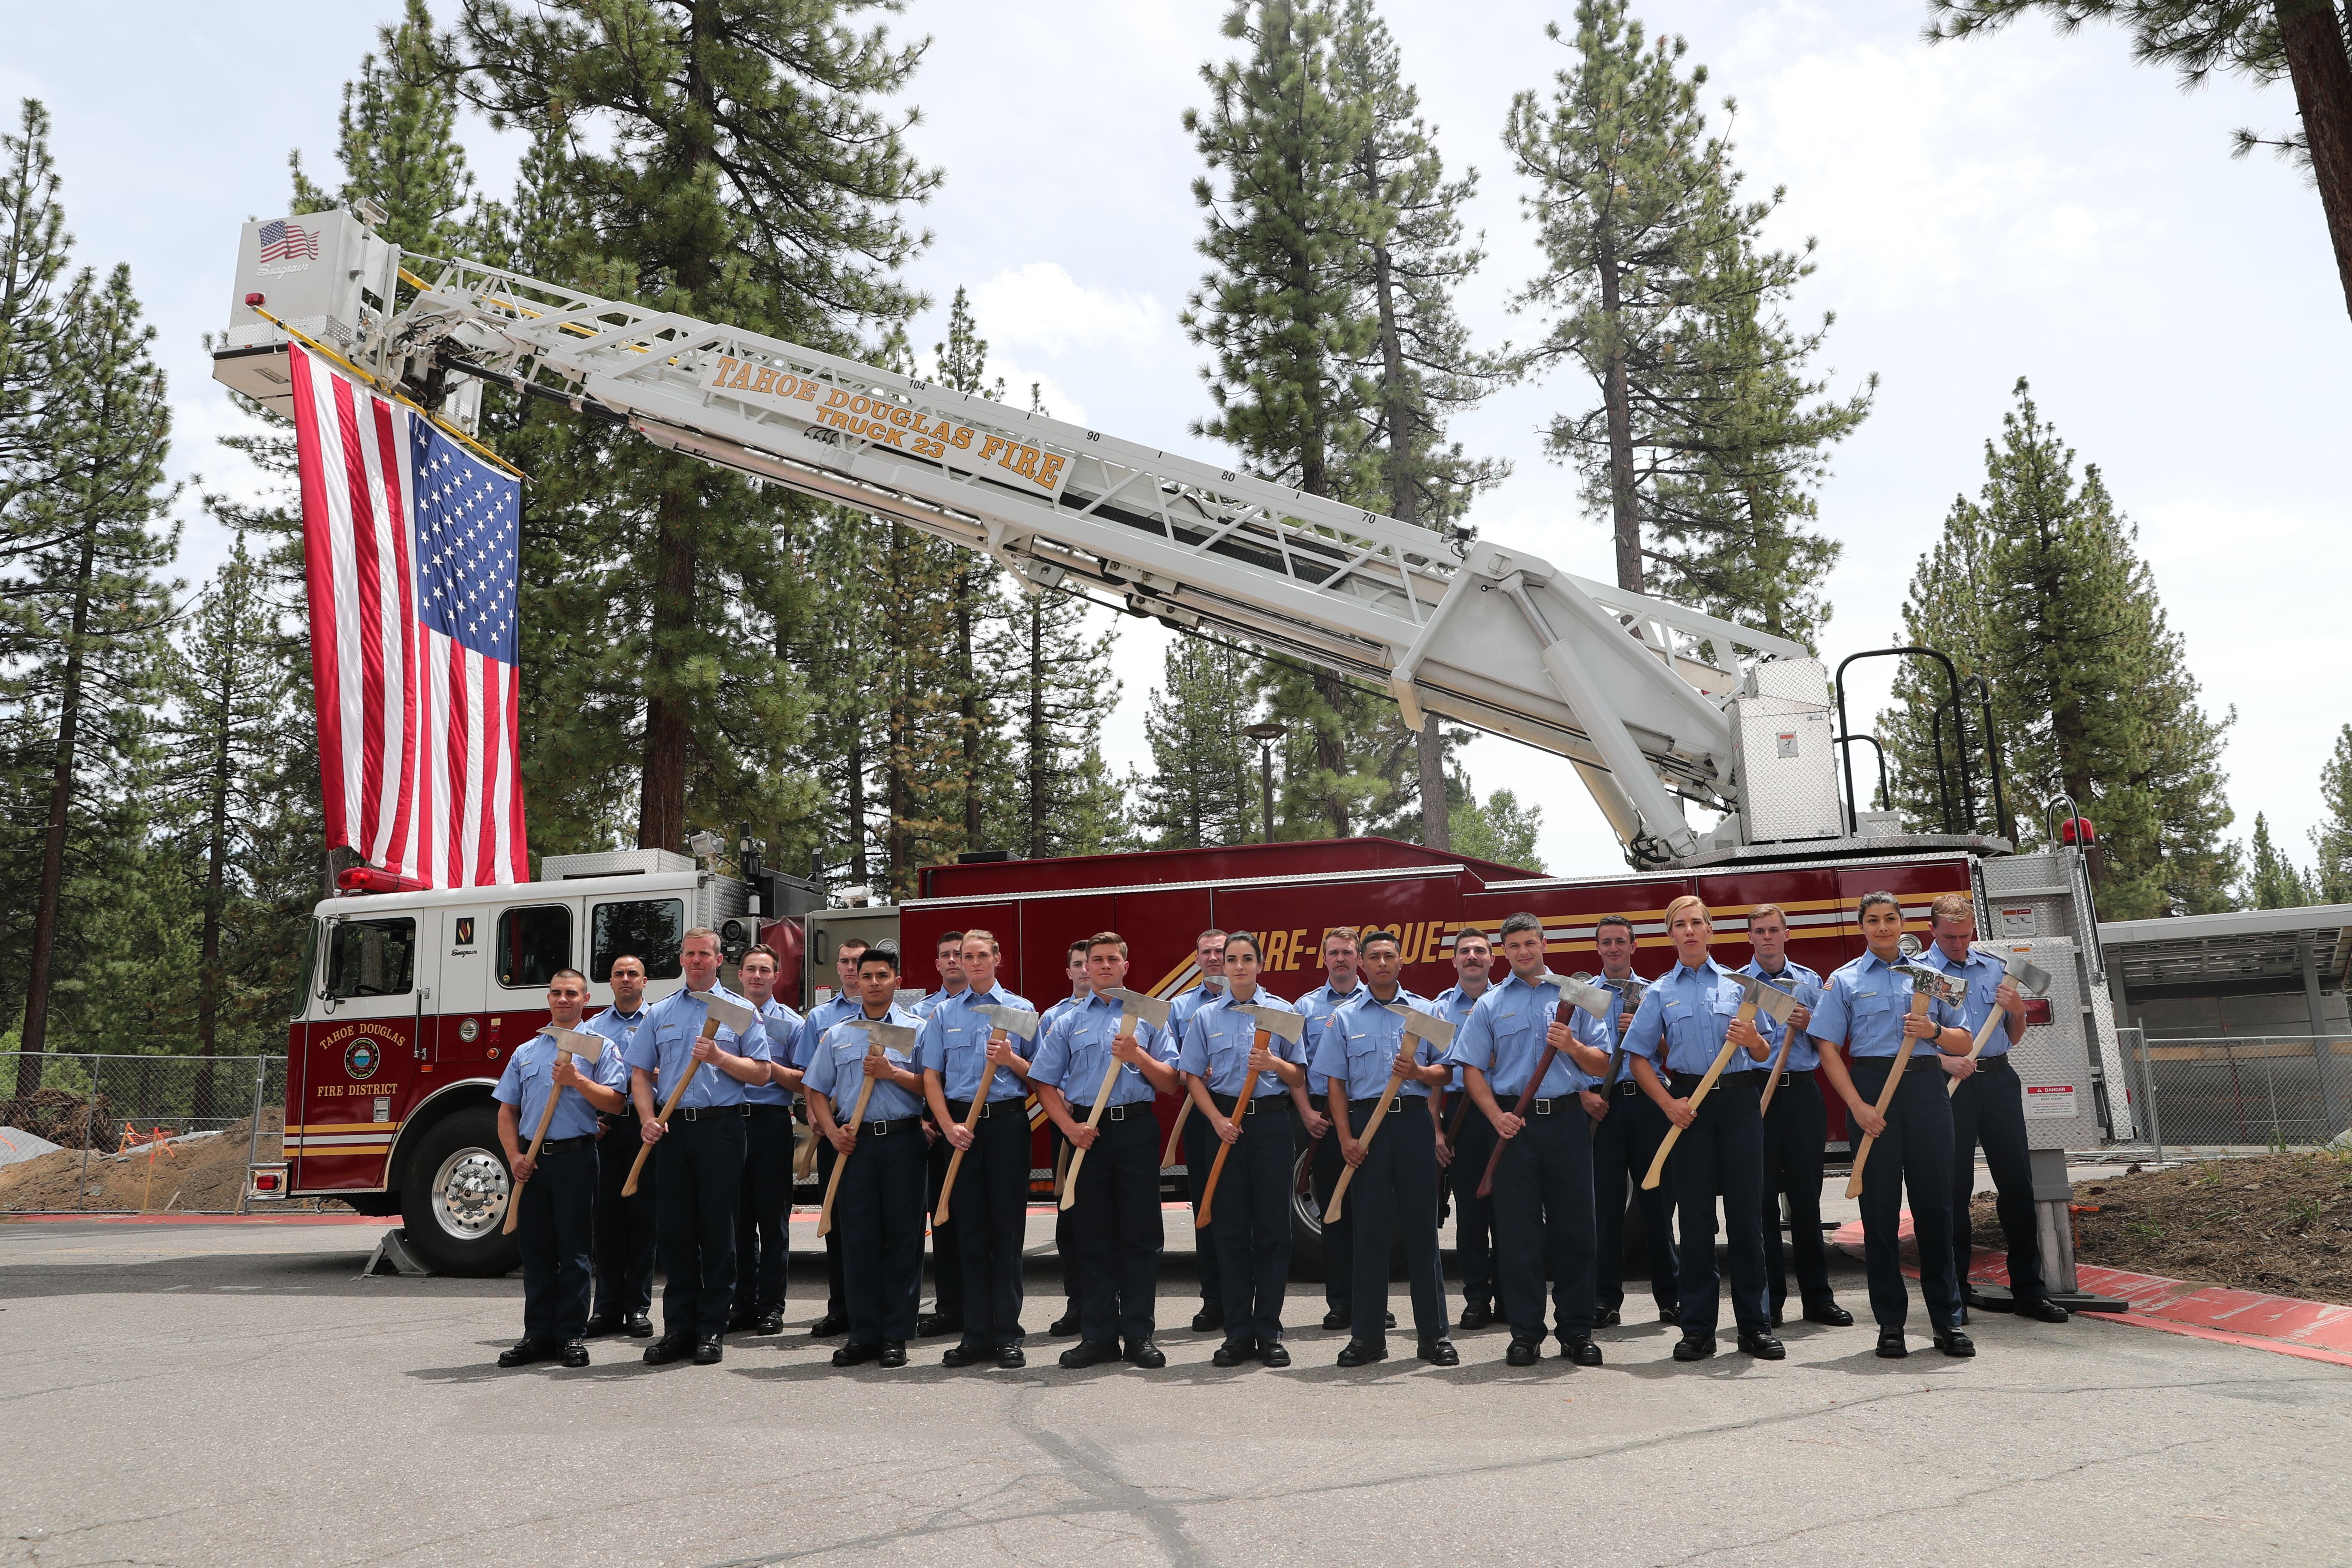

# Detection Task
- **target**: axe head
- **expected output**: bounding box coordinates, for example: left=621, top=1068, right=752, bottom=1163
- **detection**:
left=1728, top=971, right=1800, bottom=1026
left=1386, top=1002, right=1456, bottom=1048
left=541, top=1026, right=608, bottom=1063
left=1234, top=1002, right=1306, bottom=1044
left=1103, top=986, right=1173, bottom=1029
left=1892, top=964, right=1964, bottom=1006
left=849, top=1019, right=919, bottom=1054
left=688, top=988, right=760, bottom=1035
left=1541, top=970, right=1611, bottom=1021
left=974, top=1003, right=1038, bottom=1040
left=1973, top=946, right=2055, bottom=997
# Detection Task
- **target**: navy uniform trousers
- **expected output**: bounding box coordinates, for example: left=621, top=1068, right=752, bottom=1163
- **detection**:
left=1346, top=1098, right=1446, bottom=1343
left=592, top=1113, right=658, bottom=1319
left=1950, top=1057, right=2046, bottom=1302
left=733, top=1104, right=794, bottom=1322
left=1491, top=1099, right=1598, bottom=1344
left=1210, top=1096, right=1294, bottom=1345
left=838, top=1117, right=928, bottom=1346
left=1666, top=1071, right=1770, bottom=1338
left=1849, top=1058, right=1963, bottom=1331
left=947, top=1102, right=1031, bottom=1350
left=923, top=1130, right=966, bottom=1327
left=1591, top=1079, right=1679, bottom=1316
left=518, top=1139, right=596, bottom=1342
left=1068, top=1107, right=1163, bottom=1346
left=812, top=1119, right=847, bottom=1321
left=1308, top=1094, right=1351, bottom=1316
left=1760, top=1071, right=1836, bottom=1315
left=1182, top=1106, right=1224, bottom=1312
left=1444, top=1099, right=1496, bottom=1311
left=1050, top=1122, right=1082, bottom=1317
left=653, top=1111, right=745, bottom=1341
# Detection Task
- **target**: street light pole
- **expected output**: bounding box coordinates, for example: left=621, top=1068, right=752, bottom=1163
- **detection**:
left=1243, top=722, right=1286, bottom=843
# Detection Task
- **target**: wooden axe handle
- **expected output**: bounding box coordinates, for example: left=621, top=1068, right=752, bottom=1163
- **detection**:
left=932, top=1030, right=1004, bottom=1225
left=817, top=1046, right=886, bottom=1237
left=499, top=1063, right=570, bottom=1236
left=1195, top=1028, right=1270, bottom=1227
left=1845, top=992, right=1929, bottom=1198
left=622, top=1016, right=718, bottom=1197
left=792, top=1087, right=820, bottom=1178
left=1641, top=996, right=1759, bottom=1190
left=1474, top=1045, right=1557, bottom=1200
left=1060, top=1020, right=1133, bottom=1211
left=1946, top=1008, right=2011, bottom=1098
left=1324, top=1066, right=1407, bottom=1225
left=1162, top=1096, right=1194, bottom=1168
left=1759, top=1015, right=1799, bottom=1116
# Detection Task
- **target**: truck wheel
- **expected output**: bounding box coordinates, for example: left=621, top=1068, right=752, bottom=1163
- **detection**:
left=1288, top=1145, right=1326, bottom=1280
left=398, top=1106, right=520, bottom=1277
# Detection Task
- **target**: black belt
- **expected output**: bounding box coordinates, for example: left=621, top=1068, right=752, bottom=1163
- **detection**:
left=1074, top=1102, right=1142, bottom=1122
left=946, top=1098, right=1021, bottom=1121
left=673, top=1103, right=750, bottom=1122
left=859, top=1116, right=920, bottom=1137
left=1613, top=1080, right=1642, bottom=1096
left=1513, top=1095, right=1570, bottom=1115
left=746, top=1102, right=793, bottom=1116
left=1240, top=1094, right=1284, bottom=1114
left=538, top=1133, right=594, bottom=1153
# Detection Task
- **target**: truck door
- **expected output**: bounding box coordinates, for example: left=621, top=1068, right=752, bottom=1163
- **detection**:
left=297, top=910, right=429, bottom=1189
left=431, top=904, right=492, bottom=1066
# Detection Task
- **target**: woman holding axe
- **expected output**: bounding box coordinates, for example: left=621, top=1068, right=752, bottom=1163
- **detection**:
left=492, top=969, right=621, bottom=1368
left=1808, top=891, right=1972, bottom=1360
left=1176, top=931, right=1308, bottom=1369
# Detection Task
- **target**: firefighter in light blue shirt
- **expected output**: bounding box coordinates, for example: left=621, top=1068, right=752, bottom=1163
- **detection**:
left=1431, top=927, right=1501, bottom=1332
left=1739, top=904, right=1846, bottom=1330
left=624, top=931, right=771, bottom=1367
left=583, top=954, right=656, bottom=1339
left=1583, top=916, right=1678, bottom=1331
left=1164, top=928, right=1230, bottom=1334
left=1038, top=937, right=1095, bottom=1342
left=805, top=942, right=928, bottom=1367
left=1294, top=931, right=1363, bottom=1332
left=795, top=938, right=870, bottom=1341
left=911, top=928, right=970, bottom=1340
left=729, top=943, right=805, bottom=1338
left=1309, top=930, right=1454, bottom=1367
left=1623, top=897, right=1777, bottom=1363
left=1808, top=891, right=1972, bottom=1359
left=492, top=968, right=621, bottom=1369
left=1030, top=932, right=1182, bottom=1368
left=914, top=930, right=1036, bottom=1369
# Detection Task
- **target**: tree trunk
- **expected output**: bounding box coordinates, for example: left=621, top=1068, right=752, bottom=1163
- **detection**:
left=197, top=661, right=232, bottom=1121
left=2277, top=0, right=2352, bottom=321
left=1314, top=671, right=1353, bottom=837
left=1416, top=720, right=1449, bottom=850
left=956, top=564, right=981, bottom=849
left=885, top=527, right=909, bottom=897
left=1597, top=233, right=1643, bottom=594
left=845, top=731, right=868, bottom=887
left=1027, top=601, right=1047, bottom=858
left=16, top=519, right=95, bottom=1096
left=634, top=484, right=696, bottom=851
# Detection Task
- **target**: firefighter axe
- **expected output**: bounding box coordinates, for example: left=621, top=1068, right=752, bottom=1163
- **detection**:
left=1844, top=957, right=1956, bottom=1198
left=1593, top=974, right=1650, bottom=1095
left=1476, top=973, right=1610, bottom=1199
left=819, top=1019, right=918, bottom=1237
left=500, top=1028, right=608, bottom=1236
left=1758, top=977, right=1821, bottom=1117
left=1063, top=988, right=1172, bottom=1209
left=622, top=989, right=760, bottom=1198
left=1948, top=948, right=2055, bottom=1096
left=1197, top=1003, right=1304, bottom=1227
left=1642, top=973, right=1799, bottom=1190
left=935, top=1004, right=1036, bottom=1225
left=1326, top=1004, right=1454, bottom=1224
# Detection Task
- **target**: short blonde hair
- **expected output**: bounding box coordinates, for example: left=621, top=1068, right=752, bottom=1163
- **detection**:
left=681, top=926, right=721, bottom=951
left=1747, top=903, right=1788, bottom=929
left=1929, top=893, right=1975, bottom=926
left=1662, top=895, right=1712, bottom=928
left=961, top=927, right=1002, bottom=955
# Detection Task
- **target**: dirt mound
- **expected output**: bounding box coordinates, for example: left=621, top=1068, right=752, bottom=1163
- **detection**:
left=0, top=1087, right=116, bottom=1150
left=1999, top=1152, right=2352, bottom=1306
left=0, top=1108, right=340, bottom=1214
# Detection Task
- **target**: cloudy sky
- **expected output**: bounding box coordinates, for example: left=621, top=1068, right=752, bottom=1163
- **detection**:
left=6, top=1, right=2345, bottom=883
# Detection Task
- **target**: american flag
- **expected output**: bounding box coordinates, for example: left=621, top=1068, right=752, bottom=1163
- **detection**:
left=257, top=217, right=321, bottom=264
left=288, top=343, right=528, bottom=889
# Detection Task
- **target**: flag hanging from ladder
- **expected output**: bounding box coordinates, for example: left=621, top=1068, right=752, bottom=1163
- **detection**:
left=287, top=342, right=528, bottom=889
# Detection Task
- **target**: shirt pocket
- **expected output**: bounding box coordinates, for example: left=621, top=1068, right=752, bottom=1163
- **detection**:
left=1492, top=1018, right=1529, bottom=1068
left=1851, top=990, right=1891, bottom=1019
left=1665, top=1003, right=1706, bottom=1053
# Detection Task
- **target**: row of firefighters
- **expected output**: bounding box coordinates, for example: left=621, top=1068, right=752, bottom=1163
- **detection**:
left=484, top=890, right=2069, bottom=1372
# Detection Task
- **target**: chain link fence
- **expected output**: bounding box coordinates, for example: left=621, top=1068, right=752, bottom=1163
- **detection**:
left=0, top=1053, right=302, bottom=1214
left=2114, top=1031, right=2352, bottom=1161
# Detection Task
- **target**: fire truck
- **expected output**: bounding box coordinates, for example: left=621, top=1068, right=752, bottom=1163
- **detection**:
left=220, top=210, right=2126, bottom=1285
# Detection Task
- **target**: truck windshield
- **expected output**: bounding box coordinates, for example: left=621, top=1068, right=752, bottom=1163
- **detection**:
left=324, top=918, right=417, bottom=998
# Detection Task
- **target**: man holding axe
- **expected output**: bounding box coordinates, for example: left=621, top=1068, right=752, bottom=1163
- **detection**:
left=1310, top=930, right=1455, bottom=1367
left=1030, top=934, right=1182, bottom=1369
left=730, top=943, right=805, bottom=1338
left=1919, top=895, right=2068, bottom=1325
left=1177, top=931, right=1308, bottom=1367
left=1738, top=906, right=1848, bottom=1330
left=623, top=928, right=772, bottom=1367
left=1446, top=912, right=1614, bottom=1367
left=794, top=937, right=869, bottom=1340
left=912, top=931, right=971, bottom=1341
left=583, top=953, right=656, bottom=1340
left=1431, top=928, right=1498, bottom=1333
left=1295, top=928, right=1366, bottom=1335
left=804, top=942, right=928, bottom=1368
left=492, top=969, right=619, bottom=1367
left=915, top=929, right=1038, bottom=1370
left=1164, top=928, right=1230, bottom=1333
left=1040, top=938, right=1096, bottom=1340
left=1584, top=914, right=1676, bottom=1331
left=1623, top=897, right=1793, bottom=1363
left=1808, top=892, right=1972, bottom=1359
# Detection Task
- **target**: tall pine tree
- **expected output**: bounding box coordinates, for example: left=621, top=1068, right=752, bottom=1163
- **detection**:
left=2245, top=812, right=2316, bottom=908
left=2316, top=723, right=2352, bottom=904
left=1881, top=379, right=2237, bottom=919
left=1137, top=637, right=1260, bottom=849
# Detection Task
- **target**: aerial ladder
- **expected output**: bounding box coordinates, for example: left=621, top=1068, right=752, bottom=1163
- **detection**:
left=212, top=208, right=2000, bottom=870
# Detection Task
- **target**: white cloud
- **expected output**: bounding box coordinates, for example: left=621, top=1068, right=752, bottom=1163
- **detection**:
left=971, top=262, right=1167, bottom=358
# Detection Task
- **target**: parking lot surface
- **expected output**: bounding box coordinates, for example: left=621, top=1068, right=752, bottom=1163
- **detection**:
left=4, top=1212, right=2349, bottom=1567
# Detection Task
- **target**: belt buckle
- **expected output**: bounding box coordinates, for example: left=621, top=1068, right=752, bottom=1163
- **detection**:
left=1106, top=1104, right=1126, bottom=1122
left=1241, top=1096, right=1256, bottom=1115
left=1532, top=1098, right=1551, bottom=1115
left=871, top=1118, right=891, bottom=1136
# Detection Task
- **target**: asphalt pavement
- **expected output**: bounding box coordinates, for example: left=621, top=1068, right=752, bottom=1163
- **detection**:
left=3, top=1209, right=2347, bottom=1568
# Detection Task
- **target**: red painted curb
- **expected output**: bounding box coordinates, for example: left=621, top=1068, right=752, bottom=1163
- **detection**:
left=1832, top=1214, right=2352, bottom=1369
left=0, top=1213, right=391, bottom=1227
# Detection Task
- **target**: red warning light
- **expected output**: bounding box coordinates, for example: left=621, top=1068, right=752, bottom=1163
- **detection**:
left=244, top=292, right=265, bottom=307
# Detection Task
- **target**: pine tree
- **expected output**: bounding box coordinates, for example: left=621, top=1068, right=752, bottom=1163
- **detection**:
left=1505, top=0, right=1867, bottom=624
left=929, top=289, right=1011, bottom=852
left=1447, top=780, right=1546, bottom=871
left=2246, top=812, right=2317, bottom=909
left=2316, top=724, right=2352, bottom=904
left=0, top=101, right=72, bottom=547
left=450, top=0, right=938, bottom=854
left=1138, top=637, right=1260, bottom=849
left=290, top=0, right=478, bottom=257
left=1880, top=379, right=2237, bottom=919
